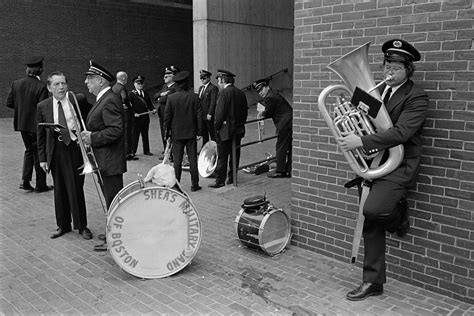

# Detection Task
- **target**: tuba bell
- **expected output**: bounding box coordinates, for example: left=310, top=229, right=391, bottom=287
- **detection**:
left=198, top=140, right=218, bottom=177
left=318, top=42, right=403, bottom=180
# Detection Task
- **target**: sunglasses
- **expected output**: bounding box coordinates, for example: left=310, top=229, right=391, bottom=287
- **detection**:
left=200, top=76, right=209, bottom=80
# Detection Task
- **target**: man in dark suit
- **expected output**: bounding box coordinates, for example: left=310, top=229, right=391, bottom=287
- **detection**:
left=112, top=71, right=135, bottom=161
left=337, top=39, right=429, bottom=301
left=164, top=71, right=202, bottom=192
left=6, top=56, right=53, bottom=192
left=155, top=66, right=179, bottom=158
left=129, top=75, right=156, bottom=157
left=81, top=61, right=126, bottom=252
left=209, top=69, right=248, bottom=188
left=197, top=69, right=219, bottom=148
left=37, top=71, right=92, bottom=240
left=253, top=79, right=293, bottom=178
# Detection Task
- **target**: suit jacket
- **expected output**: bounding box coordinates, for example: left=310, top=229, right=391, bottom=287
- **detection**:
left=111, top=82, right=130, bottom=108
left=6, top=75, right=49, bottom=133
left=164, top=87, right=202, bottom=140
left=129, top=89, right=154, bottom=116
left=198, top=82, right=218, bottom=119
left=85, top=89, right=126, bottom=177
left=261, top=89, right=293, bottom=134
left=361, top=79, right=429, bottom=187
left=37, top=94, right=90, bottom=169
left=155, top=83, right=177, bottom=115
left=214, top=85, right=248, bottom=141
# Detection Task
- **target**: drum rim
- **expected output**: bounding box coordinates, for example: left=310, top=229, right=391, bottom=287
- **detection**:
left=107, top=183, right=202, bottom=279
left=258, top=208, right=291, bottom=256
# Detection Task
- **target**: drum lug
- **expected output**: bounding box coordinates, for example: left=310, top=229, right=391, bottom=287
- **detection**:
left=138, top=173, right=145, bottom=188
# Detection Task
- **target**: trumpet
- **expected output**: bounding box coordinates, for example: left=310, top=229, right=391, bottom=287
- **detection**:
left=66, top=91, right=101, bottom=177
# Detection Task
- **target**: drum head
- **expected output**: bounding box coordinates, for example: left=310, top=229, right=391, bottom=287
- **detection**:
left=198, top=141, right=217, bottom=177
left=107, top=185, right=201, bottom=278
left=259, top=209, right=291, bottom=256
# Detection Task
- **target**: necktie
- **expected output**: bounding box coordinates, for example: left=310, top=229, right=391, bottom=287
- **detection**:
left=140, top=90, right=144, bottom=98
left=58, top=101, right=71, bottom=145
left=199, top=86, right=205, bottom=99
left=383, top=87, right=392, bottom=105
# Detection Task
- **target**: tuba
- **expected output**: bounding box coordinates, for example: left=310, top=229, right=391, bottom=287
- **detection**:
left=198, top=140, right=218, bottom=177
left=318, top=42, right=403, bottom=180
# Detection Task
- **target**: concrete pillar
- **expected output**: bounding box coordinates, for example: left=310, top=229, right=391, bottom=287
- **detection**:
left=192, top=0, right=294, bottom=101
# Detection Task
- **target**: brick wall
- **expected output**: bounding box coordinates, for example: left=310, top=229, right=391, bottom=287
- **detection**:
left=1, top=0, right=192, bottom=117
left=293, top=0, right=473, bottom=303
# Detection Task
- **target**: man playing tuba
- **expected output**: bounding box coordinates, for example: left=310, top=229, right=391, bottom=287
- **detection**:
left=337, top=39, right=429, bottom=301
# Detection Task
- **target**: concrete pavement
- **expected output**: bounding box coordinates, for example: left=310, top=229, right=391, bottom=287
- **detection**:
left=1, top=114, right=473, bottom=315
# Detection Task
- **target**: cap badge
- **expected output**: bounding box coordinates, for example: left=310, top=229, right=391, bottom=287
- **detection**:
left=393, top=40, right=402, bottom=48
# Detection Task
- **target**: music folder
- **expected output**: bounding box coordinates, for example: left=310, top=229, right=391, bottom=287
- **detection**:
left=38, top=123, right=66, bottom=129
left=351, top=87, right=382, bottom=119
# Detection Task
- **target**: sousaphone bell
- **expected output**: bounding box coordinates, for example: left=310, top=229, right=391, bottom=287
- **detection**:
left=198, top=140, right=218, bottom=177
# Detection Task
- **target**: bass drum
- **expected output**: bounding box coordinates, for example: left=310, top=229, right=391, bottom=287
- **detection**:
left=234, top=201, right=291, bottom=256
left=107, top=181, right=202, bottom=279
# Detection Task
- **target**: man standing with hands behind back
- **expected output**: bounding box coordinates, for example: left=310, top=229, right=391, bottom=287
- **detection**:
left=112, top=71, right=135, bottom=161
left=37, top=71, right=92, bottom=240
left=197, top=69, right=218, bottom=147
left=6, top=56, right=52, bottom=192
left=81, top=60, right=126, bottom=252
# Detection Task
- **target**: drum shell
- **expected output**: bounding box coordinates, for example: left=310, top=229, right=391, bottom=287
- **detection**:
left=107, top=181, right=201, bottom=279
left=234, top=205, right=291, bottom=256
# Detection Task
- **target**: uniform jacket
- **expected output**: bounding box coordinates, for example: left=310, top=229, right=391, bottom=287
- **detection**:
left=198, top=82, right=218, bottom=119
left=129, top=89, right=154, bottom=116
left=37, top=94, right=90, bottom=169
left=361, top=79, right=429, bottom=187
left=214, top=85, right=248, bottom=142
left=155, top=83, right=176, bottom=113
left=261, top=89, right=293, bottom=134
left=6, top=75, right=49, bottom=133
left=164, top=87, right=202, bottom=140
left=111, top=82, right=130, bottom=108
left=85, top=89, right=126, bottom=177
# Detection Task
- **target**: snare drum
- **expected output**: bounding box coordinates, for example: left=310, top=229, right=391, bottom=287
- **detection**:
left=234, top=197, right=291, bottom=256
left=107, top=180, right=202, bottom=279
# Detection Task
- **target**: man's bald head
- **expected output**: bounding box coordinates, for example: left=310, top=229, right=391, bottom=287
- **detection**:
left=116, top=71, right=128, bottom=84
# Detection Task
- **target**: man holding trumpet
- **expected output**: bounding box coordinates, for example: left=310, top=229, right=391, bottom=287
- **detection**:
left=336, top=39, right=429, bottom=301
left=37, top=71, right=92, bottom=240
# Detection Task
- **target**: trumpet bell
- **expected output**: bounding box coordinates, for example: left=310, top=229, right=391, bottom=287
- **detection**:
left=198, top=141, right=218, bottom=177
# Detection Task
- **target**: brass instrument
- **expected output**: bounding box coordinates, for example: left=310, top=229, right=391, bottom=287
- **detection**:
left=317, top=42, right=404, bottom=265
left=198, top=140, right=218, bottom=177
left=318, top=42, right=403, bottom=180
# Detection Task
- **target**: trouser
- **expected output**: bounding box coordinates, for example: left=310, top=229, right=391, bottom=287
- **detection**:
left=275, top=128, right=292, bottom=174
left=171, top=138, right=199, bottom=187
left=100, top=174, right=124, bottom=210
left=124, top=108, right=133, bottom=156
left=131, top=116, right=150, bottom=154
left=215, top=137, right=242, bottom=184
left=50, top=140, right=87, bottom=230
left=20, top=131, right=46, bottom=187
left=201, top=118, right=216, bottom=148
left=362, top=179, right=406, bottom=284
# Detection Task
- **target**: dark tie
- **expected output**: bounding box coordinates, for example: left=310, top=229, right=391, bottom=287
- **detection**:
left=383, top=87, right=392, bottom=105
left=58, top=101, right=71, bottom=145
left=199, top=86, right=205, bottom=99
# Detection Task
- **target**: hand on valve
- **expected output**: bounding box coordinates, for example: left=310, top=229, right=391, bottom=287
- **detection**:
left=336, top=132, right=363, bottom=152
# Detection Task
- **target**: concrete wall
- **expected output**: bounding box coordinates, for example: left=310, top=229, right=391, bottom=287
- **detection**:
left=292, top=0, right=473, bottom=303
left=192, top=0, right=294, bottom=102
left=2, top=0, right=193, bottom=117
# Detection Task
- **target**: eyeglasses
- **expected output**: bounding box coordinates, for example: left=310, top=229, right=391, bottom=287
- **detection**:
left=164, top=74, right=172, bottom=78
left=384, top=65, right=405, bottom=72
left=200, top=76, right=208, bottom=80
left=135, top=82, right=143, bottom=85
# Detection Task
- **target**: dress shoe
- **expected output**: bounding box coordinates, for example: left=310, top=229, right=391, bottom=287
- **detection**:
left=144, top=152, right=154, bottom=156
left=93, top=242, right=108, bottom=252
left=158, top=156, right=164, bottom=160
left=97, top=233, right=106, bottom=241
left=79, top=227, right=93, bottom=240
left=191, top=186, right=202, bottom=192
left=35, top=185, right=54, bottom=193
left=19, top=182, right=34, bottom=191
left=226, top=178, right=233, bottom=185
left=51, top=227, right=71, bottom=239
left=208, top=182, right=225, bottom=189
left=346, top=283, right=383, bottom=301
left=267, top=172, right=289, bottom=179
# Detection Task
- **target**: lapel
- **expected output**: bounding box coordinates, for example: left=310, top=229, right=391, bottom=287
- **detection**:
left=45, top=98, right=54, bottom=123
left=386, top=80, right=412, bottom=114
left=87, top=89, right=108, bottom=125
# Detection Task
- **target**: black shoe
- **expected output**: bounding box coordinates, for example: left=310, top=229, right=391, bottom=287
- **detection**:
left=93, top=242, right=108, bottom=252
left=97, top=233, right=106, bottom=241
left=79, top=227, right=93, bottom=240
left=35, top=185, right=54, bottom=193
left=346, top=283, right=383, bottom=301
left=208, top=182, right=225, bottom=188
left=51, top=227, right=71, bottom=239
left=144, top=152, right=154, bottom=156
left=226, top=178, right=233, bottom=185
left=396, top=198, right=410, bottom=237
left=158, top=156, right=164, bottom=160
left=19, top=182, right=34, bottom=191
left=191, top=186, right=202, bottom=192
left=267, top=172, right=288, bottom=178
